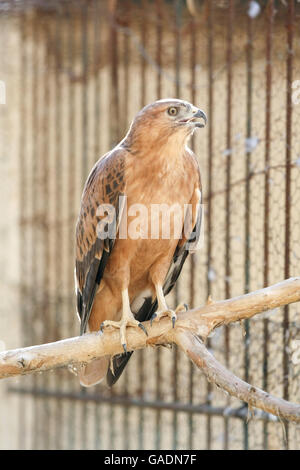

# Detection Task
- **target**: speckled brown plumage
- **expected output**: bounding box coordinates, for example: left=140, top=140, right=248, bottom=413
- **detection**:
left=75, top=149, right=126, bottom=335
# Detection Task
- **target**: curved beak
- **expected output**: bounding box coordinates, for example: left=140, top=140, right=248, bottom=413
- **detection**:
left=193, top=108, right=207, bottom=128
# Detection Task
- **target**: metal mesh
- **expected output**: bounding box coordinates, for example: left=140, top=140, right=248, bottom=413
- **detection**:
left=2, top=0, right=300, bottom=449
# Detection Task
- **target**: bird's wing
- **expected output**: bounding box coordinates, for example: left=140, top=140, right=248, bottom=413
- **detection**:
left=107, top=164, right=202, bottom=387
left=162, top=188, right=202, bottom=298
left=75, top=149, right=126, bottom=335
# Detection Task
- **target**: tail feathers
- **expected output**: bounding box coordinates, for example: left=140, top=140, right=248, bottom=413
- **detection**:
left=79, top=357, right=110, bottom=387
left=106, top=297, right=158, bottom=387
left=106, top=351, right=133, bottom=387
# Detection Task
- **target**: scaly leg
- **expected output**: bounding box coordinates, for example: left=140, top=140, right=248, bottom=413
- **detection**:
left=150, top=284, right=188, bottom=328
left=100, top=289, right=147, bottom=353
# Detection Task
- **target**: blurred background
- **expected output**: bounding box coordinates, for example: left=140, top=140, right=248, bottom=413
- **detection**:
left=0, top=0, right=299, bottom=450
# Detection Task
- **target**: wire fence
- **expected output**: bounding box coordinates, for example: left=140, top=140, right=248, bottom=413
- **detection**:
left=1, top=0, right=300, bottom=449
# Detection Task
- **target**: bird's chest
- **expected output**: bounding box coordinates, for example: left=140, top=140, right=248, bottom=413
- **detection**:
left=119, top=157, right=193, bottom=251
left=104, top=153, right=195, bottom=288
left=126, top=157, right=191, bottom=207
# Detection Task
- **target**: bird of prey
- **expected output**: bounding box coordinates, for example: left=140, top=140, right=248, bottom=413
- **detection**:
left=75, top=98, right=206, bottom=387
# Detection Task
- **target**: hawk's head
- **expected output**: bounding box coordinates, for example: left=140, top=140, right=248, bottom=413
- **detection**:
left=125, top=99, right=207, bottom=150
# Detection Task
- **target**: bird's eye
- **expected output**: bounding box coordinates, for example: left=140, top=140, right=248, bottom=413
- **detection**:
left=167, top=107, right=179, bottom=117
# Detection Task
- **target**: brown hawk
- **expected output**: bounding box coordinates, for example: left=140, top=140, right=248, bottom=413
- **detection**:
left=75, top=99, right=206, bottom=386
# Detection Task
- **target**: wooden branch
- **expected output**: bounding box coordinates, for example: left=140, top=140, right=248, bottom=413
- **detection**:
left=0, top=277, right=300, bottom=422
left=177, top=331, right=300, bottom=424
left=178, top=276, right=300, bottom=339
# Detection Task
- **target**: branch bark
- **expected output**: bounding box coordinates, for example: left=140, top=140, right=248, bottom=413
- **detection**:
left=176, top=331, right=300, bottom=424
left=0, top=277, right=300, bottom=422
